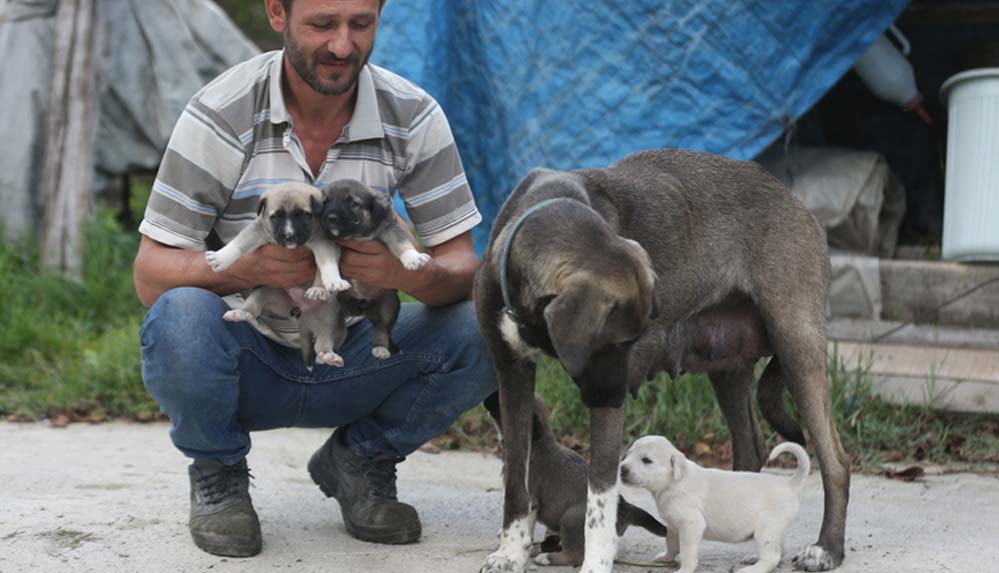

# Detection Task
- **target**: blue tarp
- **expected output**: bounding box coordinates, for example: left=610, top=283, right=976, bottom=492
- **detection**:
left=371, top=0, right=909, bottom=251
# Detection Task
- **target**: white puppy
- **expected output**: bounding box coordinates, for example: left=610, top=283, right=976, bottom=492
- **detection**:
left=620, top=435, right=809, bottom=573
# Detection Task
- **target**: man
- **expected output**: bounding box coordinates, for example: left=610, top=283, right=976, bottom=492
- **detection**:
left=133, top=0, right=496, bottom=558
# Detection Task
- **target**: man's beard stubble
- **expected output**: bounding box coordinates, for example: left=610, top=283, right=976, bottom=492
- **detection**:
left=284, top=31, right=372, bottom=96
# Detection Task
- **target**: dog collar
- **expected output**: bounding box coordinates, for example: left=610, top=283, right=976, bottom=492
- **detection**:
left=498, top=197, right=578, bottom=326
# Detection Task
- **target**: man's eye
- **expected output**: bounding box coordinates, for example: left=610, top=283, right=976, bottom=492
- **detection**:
left=641, top=457, right=652, bottom=465
left=350, top=21, right=372, bottom=31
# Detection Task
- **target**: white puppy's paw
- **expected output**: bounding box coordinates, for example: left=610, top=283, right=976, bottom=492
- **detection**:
left=204, top=250, right=236, bottom=272
left=306, top=286, right=330, bottom=301
left=371, top=346, right=391, bottom=360
left=400, top=249, right=431, bottom=270
left=480, top=552, right=526, bottom=573
left=739, top=554, right=759, bottom=565
left=328, top=278, right=351, bottom=292
left=532, top=553, right=551, bottom=566
left=792, top=545, right=838, bottom=572
left=653, top=551, right=678, bottom=564
left=223, top=309, right=254, bottom=322
left=316, top=351, right=344, bottom=368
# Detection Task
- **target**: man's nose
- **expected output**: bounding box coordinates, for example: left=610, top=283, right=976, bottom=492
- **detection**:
left=326, top=28, right=352, bottom=59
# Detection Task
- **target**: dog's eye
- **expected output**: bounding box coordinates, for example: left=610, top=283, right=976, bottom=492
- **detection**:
left=641, top=456, right=652, bottom=465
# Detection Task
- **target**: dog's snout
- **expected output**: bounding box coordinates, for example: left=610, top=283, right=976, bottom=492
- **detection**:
left=620, top=465, right=630, bottom=481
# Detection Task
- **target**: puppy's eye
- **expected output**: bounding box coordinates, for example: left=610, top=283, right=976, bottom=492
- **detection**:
left=641, top=456, right=652, bottom=465
left=348, top=196, right=362, bottom=209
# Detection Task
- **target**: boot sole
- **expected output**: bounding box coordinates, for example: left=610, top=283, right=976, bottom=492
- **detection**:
left=307, top=445, right=421, bottom=545
left=191, top=531, right=262, bottom=558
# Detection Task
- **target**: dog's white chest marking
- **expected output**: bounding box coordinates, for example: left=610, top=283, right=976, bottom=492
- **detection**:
left=581, top=483, right=619, bottom=573
left=499, top=313, right=543, bottom=362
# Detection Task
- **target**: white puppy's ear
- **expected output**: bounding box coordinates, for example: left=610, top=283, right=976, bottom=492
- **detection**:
left=670, top=453, right=687, bottom=481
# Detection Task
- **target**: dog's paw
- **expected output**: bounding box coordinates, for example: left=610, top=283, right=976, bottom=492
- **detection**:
left=739, top=554, right=759, bottom=565
left=653, top=551, right=678, bottom=565
left=327, top=278, right=351, bottom=292
left=306, top=286, right=330, bottom=301
left=400, top=249, right=431, bottom=270
left=792, top=545, right=840, bottom=571
left=480, top=552, right=526, bottom=573
left=223, top=309, right=254, bottom=322
left=371, top=346, right=391, bottom=360
left=204, top=250, right=236, bottom=272
left=533, top=553, right=551, bottom=566
left=316, top=351, right=344, bottom=368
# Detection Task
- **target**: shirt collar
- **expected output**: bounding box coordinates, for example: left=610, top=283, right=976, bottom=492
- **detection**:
left=268, top=50, right=384, bottom=143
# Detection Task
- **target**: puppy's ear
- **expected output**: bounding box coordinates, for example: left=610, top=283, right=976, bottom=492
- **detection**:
left=256, top=197, right=268, bottom=217
left=369, top=189, right=392, bottom=223
left=670, top=453, right=687, bottom=481
left=310, top=194, right=323, bottom=216
left=544, top=281, right=612, bottom=379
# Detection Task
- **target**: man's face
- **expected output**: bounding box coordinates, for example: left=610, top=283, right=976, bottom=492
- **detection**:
left=269, top=0, right=381, bottom=96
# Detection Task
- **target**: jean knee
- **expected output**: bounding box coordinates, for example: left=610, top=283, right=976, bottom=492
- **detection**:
left=440, top=301, right=496, bottom=398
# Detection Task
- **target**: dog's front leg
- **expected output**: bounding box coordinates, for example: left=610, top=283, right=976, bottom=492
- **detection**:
left=480, top=361, right=537, bottom=573
left=205, top=222, right=267, bottom=272
left=308, top=239, right=350, bottom=296
left=580, top=405, right=626, bottom=573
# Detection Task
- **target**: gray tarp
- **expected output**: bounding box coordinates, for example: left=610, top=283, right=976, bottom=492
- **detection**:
left=0, top=0, right=258, bottom=240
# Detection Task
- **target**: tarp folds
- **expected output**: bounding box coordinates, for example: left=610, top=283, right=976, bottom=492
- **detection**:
left=372, top=0, right=910, bottom=250
left=0, top=0, right=258, bottom=240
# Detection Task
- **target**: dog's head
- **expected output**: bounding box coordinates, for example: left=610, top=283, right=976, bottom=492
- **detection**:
left=542, top=235, right=658, bottom=406
left=320, top=179, right=392, bottom=238
left=619, top=435, right=687, bottom=492
left=257, top=183, right=324, bottom=248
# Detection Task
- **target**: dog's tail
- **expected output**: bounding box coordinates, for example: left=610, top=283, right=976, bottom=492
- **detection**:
left=757, top=359, right=807, bottom=446
left=768, top=442, right=810, bottom=491
left=616, top=497, right=668, bottom=538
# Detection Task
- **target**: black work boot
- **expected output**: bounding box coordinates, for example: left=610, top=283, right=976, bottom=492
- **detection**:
left=188, top=458, right=262, bottom=557
left=307, top=430, right=421, bottom=544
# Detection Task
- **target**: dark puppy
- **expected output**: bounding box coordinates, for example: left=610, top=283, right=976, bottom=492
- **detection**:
left=476, top=149, right=850, bottom=573
left=484, top=394, right=667, bottom=567
left=204, top=182, right=346, bottom=369
left=318, top=179, right=431, bottom=362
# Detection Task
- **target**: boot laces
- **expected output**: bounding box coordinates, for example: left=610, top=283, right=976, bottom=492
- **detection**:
left=195, top=465, right=253, bottom=505
left=361, top=457, right=400, bottom=500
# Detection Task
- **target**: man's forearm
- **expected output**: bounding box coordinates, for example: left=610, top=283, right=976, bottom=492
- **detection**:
left=133, top=236, right=248, bottom=308
left=402, top=250, right=479, bottom=306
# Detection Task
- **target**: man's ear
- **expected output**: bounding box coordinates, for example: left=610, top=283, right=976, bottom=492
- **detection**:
left=256, top=197, right=268, bottom=217
left=670, top=453, right=686, bottom=481
left=264, top=0, right=288, bottom=34
left=543, top=282, right=612, bottom=379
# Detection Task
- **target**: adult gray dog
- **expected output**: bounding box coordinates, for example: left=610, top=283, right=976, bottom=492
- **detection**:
left=474, top=149, right=850, bottom=573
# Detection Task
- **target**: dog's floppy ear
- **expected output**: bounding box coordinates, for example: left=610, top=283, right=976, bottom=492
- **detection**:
left=310, top=194, right=323, bottom=215
left=670, top=453, right=687, bottom=481
left=256, top=197, right=268, bottom=217
left=544, top=281, right=613, bottom=379
left=369, top=189, right=392, bottom=223
left=622, top=238, right=659, bottom=319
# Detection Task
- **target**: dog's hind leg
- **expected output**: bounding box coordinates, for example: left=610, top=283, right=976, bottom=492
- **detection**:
left=534, top=504, right=585, bottom=566
left=736, top=515, right=791, bottom=573
left=364, top=293, right=401, bottom=359
left=580, top=405, right=626, bottom=573
left=709, top=364, right=767, bottom=471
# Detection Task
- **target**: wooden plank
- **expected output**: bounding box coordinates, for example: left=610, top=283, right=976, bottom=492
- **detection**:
left=830, top=341, right=999, bottom=413
left=38, top=0, right=98, bottom=280
left=828, top=318, right=999, bottom=351
left=878, top=259, right=999, bottom=329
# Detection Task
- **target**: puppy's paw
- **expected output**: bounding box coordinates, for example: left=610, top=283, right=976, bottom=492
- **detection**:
left=223, top=309, right=255, bottom=322
left=480, top=552, right=526, bottom=573
left=204, top=250, right=236, bottom=272
left=306, top=286, right=330, bottom=301
left=316, top=351, right=344, bottom=368
left=371, top=346, right=391, bottom=360
left=739, top=554, right=759, bottom=565
left=533, top=553, right=552, bottom=566
left=653, top=551, right=678, bottom=565
left=792, top=545, right=839, bottom=572
left=328, top=278, right=351, bottom=292
left=400, top=249, right=431, bottom=270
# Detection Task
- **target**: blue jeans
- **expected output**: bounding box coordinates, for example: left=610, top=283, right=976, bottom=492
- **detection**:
left=140, top=287, right=496, bottom=464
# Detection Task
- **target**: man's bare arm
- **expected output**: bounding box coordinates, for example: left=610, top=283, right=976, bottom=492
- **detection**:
left=133, top=235, right=316, bottom=308
left=337, top=231, right=480, bottom=306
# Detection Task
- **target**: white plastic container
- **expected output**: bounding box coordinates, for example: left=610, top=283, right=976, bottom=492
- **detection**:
left=939, top=68, right=999, bottom=262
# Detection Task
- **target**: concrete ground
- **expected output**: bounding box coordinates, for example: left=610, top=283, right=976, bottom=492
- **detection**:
left=2, top=422, right=997, bottom=573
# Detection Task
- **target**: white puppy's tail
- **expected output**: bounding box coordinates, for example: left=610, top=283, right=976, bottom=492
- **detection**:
left=768, top=442, right=810, bottom=491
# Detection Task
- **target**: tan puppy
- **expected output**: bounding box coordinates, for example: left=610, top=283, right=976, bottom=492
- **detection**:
left=620, top=435, right=809, bottom=573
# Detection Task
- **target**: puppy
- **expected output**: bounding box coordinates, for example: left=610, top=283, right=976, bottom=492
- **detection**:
left=204, top=182, right=347, bottom=368
left=317, top=179, right=431, bottom=360
left=620, top=436, right=809, bottom=573
left=484, top=394, right=668, bottom=567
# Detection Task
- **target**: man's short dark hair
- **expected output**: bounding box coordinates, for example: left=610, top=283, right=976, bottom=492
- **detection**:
left=279, top=0, right=386, bottom=14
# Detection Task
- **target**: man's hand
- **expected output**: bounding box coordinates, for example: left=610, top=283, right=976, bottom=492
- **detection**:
left=336, top=239, right=405, bottom=290
left=228, top=244, right=317, bottom=290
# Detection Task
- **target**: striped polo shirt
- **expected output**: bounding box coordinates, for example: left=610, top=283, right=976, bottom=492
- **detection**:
left=139, top=50, right=481, bottom=347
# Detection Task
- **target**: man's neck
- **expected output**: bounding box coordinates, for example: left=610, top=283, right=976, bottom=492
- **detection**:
left=281, top=57, right=356, bottom=136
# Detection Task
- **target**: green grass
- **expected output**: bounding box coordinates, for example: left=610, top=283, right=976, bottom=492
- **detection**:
left=2, top=200, right=997, bottom=472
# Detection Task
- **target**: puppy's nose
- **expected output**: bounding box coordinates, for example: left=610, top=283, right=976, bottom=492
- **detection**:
left=620, top=466, right=630, bottom=480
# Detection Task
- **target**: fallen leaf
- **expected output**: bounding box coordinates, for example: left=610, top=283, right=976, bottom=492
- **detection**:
left=883, top=450, right=903, bottom=462
left=50, top=414, right=71, bottom=428
left=884, top=466, right=924, bottom=481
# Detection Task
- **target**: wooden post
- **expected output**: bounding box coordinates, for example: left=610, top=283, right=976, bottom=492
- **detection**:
left=39, top=0, right=98, bottom=280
